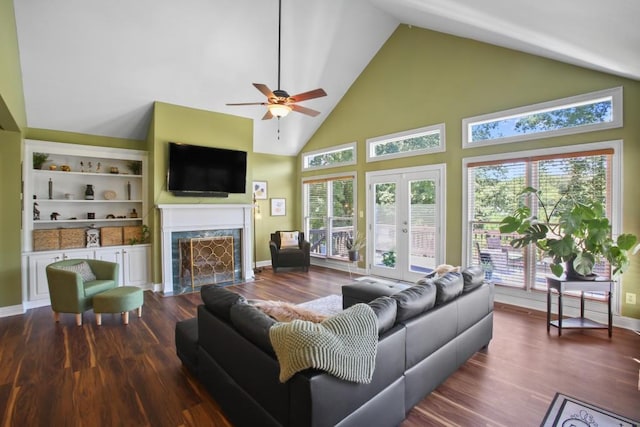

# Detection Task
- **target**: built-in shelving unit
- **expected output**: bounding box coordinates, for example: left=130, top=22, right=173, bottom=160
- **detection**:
left=21, top=140, right=151, bottom=307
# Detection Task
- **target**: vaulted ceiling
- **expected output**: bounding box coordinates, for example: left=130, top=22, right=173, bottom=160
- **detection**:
left=13, top=0, right=639, bottom=156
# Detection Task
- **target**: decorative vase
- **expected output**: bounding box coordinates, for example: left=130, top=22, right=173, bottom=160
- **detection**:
left=84, top=184, right=94, bottom=200
left=565, top=257, right=597, bottom=281
left=348, top=250, right=359, bottom=262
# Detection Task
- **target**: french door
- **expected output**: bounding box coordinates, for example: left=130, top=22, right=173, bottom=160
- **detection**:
left=366, top=165, right=445, bottom=282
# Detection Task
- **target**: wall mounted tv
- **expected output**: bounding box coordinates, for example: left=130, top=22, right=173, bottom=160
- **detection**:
left=167, top=142, right=247, bottom=197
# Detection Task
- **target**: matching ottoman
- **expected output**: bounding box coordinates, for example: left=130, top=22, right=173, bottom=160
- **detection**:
left=93, top=286, right=144, bottom=325
left=342, top=277, right=412, bottom=309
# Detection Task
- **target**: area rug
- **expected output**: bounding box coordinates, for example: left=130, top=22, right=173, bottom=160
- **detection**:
left=297, top=294, right=343, bottom=316
left=541, top=393, right=638, bottom=426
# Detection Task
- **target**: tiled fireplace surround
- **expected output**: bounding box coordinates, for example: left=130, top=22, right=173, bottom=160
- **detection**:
left=157, top=204, right=254, bottom=294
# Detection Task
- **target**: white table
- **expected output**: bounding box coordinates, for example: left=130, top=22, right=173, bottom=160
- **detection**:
left=546, top=276, right=613, bottom=337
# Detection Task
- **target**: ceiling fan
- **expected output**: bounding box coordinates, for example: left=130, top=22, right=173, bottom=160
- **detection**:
left=226, top=0, right=327, bottom=120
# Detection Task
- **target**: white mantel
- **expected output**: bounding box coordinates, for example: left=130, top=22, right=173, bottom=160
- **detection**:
left=157, top=204, right=254, bottom=294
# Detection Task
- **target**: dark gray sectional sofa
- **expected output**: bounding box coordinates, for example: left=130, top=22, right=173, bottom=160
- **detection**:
left=175, top=266, right=494, bottom=427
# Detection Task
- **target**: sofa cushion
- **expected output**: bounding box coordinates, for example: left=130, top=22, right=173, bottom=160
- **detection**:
left=56, top=261, right=96, bottom=282
left=391, top=284, right=437, bottom=323
left=230, top=303, right=276, bottom=356
left=462, top=266, right=485, bottom=293
left=201, top=285, right=246, bottom=322
left=433, top=272, right=463, bottom=305
left=368, top=296, right=397, bottom=335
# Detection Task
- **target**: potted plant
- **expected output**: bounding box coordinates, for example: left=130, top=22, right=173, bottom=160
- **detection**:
left=33, top=152, right=49, bottom=169
left=499, top=187, right=639, bottom=279
left=346, top=231, right=366, bottom=262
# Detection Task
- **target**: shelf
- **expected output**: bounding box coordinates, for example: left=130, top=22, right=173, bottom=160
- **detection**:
left=34, top=218, right=142, bottom=225
left=550, top=317, right=607, bottom=329
left=33, top=169, right=141, bottom=178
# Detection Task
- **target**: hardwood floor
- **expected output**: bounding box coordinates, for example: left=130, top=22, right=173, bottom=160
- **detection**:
left=1, top=266, right=638, bottom=426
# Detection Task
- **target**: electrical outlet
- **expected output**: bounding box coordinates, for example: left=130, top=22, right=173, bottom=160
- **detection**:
left=626, top=292, right=637, bottom=305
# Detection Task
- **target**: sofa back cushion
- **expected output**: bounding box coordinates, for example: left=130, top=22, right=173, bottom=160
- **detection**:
left=462, top=266, right=485, bottom=293
left=201, top=285, right=246, bottom=321
left=433, top=272, right=463, bottom=305
left=230, top=303, right=276, bottom=356
left=368, top=296, right=397, bottom=335
left=391, top=283, right=437, bottom=323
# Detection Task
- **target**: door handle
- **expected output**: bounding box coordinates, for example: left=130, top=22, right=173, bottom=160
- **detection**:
left=402, top=228, right=408, bottom=233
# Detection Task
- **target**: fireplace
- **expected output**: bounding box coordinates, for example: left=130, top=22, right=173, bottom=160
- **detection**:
left=157, top=204, right=254, bottom=294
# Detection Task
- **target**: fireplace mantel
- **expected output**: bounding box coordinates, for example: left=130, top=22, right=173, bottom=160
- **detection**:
left=157, top=204, right=254, bottom=294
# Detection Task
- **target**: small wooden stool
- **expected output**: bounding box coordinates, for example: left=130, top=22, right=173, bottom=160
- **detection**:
left=93, top=286, right=143, bottom=325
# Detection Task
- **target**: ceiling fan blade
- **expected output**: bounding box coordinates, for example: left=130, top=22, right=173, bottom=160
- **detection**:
left=226, top=102, right=268, bottom=106
left=291, top=104, right=321, bottom=117
left=253, top=83, right=275, bottom=98
left=290, top=88, right=327, bottom=102
left=262, top=110, right=274, bottom=120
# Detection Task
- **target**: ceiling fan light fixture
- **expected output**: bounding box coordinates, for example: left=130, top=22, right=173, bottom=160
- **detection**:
left=268, top=103, right=292, bottom=117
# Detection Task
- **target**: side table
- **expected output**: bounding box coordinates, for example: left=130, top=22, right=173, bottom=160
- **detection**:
left=546, top=276, right=613, bottom=337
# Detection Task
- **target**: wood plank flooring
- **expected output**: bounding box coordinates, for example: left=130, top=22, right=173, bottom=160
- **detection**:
left=1, top=266, right=638, bottom=426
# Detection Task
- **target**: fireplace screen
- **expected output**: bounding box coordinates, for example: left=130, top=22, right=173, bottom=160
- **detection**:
left=178, top=236, right=235, bottom=289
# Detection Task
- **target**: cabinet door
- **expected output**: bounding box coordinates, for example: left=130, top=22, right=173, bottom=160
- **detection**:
left=94, top=248, right=124, bottom=284
left=29, top=252, right=63, bottom=301
left=122, top=246, right=149, bottom=287
left=27, top=249, right=94, bottom=302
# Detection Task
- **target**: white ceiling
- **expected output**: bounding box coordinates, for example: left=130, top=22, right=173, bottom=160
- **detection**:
left=13, top=0, right=639, bottom=156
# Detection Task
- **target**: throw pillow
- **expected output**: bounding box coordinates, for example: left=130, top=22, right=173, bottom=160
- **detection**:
left=56, top=261, right=96, bottom=282
left=253, top=300, right=328, bottom=323
left=279, top=231, right=299, bottom=249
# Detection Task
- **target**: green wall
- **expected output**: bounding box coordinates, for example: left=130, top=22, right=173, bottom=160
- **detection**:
left=0, top=0, right=25, bottom=130
left=0, top=0, right=25, bottom=308
left=252, top=153, right=298, bottom=264
left=301, top=25, right=640, bottom=319
left=151, top=102, right=251, bottom=282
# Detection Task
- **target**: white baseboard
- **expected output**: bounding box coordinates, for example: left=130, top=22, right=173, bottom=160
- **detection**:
left=494, top=287, right=640, bottom=332
left=0, top=304, right=25, bottom=318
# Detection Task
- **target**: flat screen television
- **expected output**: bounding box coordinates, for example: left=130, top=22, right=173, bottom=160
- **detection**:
left=167, top=142, right=247, bottom=197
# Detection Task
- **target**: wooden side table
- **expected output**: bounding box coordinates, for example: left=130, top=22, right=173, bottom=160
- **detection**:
left=546, top=276, right=613, bottom=337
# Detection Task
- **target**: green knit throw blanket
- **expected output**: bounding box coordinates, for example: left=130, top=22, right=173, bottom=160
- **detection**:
left=269, top=303, right=378, bottom=384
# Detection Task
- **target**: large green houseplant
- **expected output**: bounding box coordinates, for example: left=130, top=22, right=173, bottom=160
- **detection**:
left=499, top=187, right=639, bottom=279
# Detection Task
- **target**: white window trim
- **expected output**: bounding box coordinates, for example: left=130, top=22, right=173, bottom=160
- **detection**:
left=462, top=87, right=623, bottom=149
left=461, top=139, right=624, bottom=312
left=301, top=171, right=358, bottom=260
left=366, top=123, right=445, bottom=163
left=301, top=142, right=357, bottom=171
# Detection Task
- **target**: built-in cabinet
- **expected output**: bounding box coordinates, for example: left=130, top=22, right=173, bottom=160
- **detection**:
left=22, top=140, right=151, bottom=307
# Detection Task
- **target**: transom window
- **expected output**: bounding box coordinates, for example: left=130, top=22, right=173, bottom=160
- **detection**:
left=366, top=123, right=445, bottom=162
left=302, top=143, right=356, bottom=171
left=462, top=87, right=622, bottom=148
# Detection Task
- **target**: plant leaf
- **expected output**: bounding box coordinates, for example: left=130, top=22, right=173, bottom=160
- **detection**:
left=617, top=233, right=637, bottom=251
left=573, top=252, right=595, bottom=276
left=550, top=263, right=564, bottom=277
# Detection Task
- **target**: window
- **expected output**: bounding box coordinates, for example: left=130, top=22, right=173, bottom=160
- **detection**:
left=302, top=143, right=356, bottom=171
left=462, top=87, right=622, bottom=148
left=463, top=141, right=621, bottom=292
left=366, top=123, right=445, bottom=162
left=303, top=174, right=356, bottom=260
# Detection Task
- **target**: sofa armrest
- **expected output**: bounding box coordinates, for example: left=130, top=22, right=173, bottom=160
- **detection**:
left=45, top=267, right=85, bottom=310
left=87, top=259, right=119, bottom=284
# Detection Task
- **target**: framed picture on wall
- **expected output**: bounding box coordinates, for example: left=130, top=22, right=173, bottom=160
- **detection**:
left=253, top=181, right=267, bottom=200
left=270, top=198, right=286, bottom=216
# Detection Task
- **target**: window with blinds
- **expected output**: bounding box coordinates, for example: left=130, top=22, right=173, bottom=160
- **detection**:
left=303, top=174, right=356, bottom=260
left=466, top=146, right=616, bottom=292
